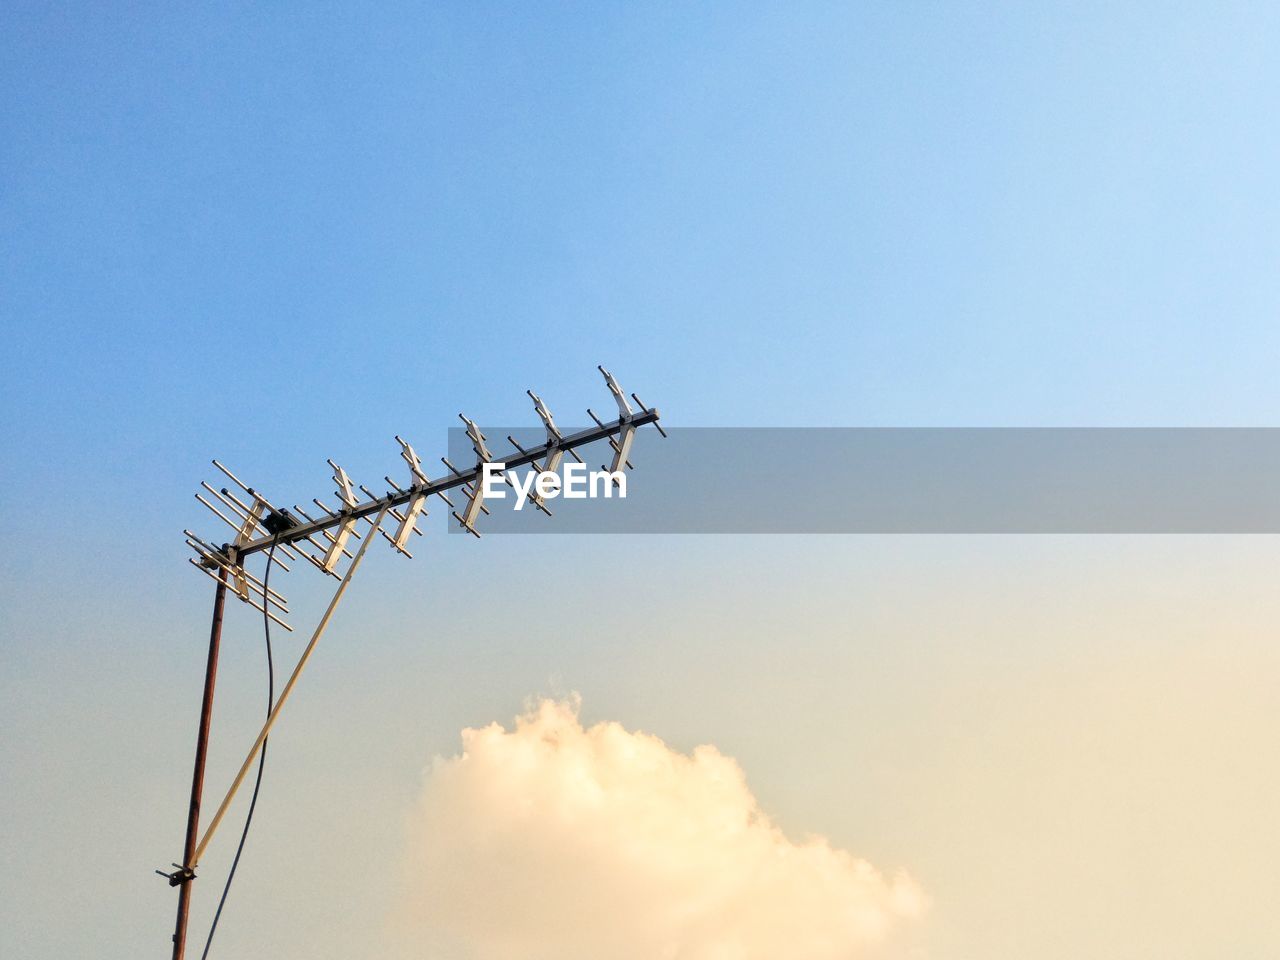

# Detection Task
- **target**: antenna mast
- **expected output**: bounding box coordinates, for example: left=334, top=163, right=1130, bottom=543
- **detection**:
left=160, top=367, right=663, bottom=959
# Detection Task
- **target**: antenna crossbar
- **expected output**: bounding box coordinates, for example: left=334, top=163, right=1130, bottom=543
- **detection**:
left=228, top=406, right=659, bottom=559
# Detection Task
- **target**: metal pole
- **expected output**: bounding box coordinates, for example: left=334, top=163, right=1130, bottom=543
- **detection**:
left=170, top=564, right=229, bottom=960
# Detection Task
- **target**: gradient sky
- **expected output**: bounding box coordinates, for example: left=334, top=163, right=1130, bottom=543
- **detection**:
left=2, top=3, right=1279, bottom=959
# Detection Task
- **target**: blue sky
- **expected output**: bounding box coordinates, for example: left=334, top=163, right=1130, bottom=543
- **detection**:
left=3, top=4, right=1280, bottom=959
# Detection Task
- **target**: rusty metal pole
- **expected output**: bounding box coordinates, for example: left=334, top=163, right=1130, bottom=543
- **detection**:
left=170, top=562, right=229, bottom=960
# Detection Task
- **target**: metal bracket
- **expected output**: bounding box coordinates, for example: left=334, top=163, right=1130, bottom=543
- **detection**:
left=156, top=863, right=195, bottom=887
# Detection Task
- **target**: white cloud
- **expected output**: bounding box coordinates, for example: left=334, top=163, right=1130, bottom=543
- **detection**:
left=396, top=697, right=924, bottom=960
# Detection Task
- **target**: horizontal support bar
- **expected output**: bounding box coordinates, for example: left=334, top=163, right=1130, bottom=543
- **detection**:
left=222, top=407, right=660, bottom=559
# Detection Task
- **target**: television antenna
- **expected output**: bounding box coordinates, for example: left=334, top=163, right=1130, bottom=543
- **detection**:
left=160, top=366, right=663, bottom=960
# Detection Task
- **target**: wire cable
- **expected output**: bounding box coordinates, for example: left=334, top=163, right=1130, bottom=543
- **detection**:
left=200, top=541, right=277, bottom=959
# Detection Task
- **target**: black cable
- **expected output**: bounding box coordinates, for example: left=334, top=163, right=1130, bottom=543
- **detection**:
left=201, top=541, right=277, bottom=959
